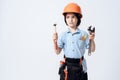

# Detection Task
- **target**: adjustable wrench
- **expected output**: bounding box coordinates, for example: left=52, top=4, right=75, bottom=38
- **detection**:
left=88, top=26, right=95, bottom=55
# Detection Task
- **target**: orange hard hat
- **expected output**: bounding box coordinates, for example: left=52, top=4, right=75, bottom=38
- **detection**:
left=63, top=3, right=82, bottom=18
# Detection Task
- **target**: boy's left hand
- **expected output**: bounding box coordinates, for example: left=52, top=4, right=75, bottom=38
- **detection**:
left=89, top=33, right=95, bottom=40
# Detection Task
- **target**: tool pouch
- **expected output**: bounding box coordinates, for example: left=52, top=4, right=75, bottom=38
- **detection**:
left=58, top=61, right=66, bottom=80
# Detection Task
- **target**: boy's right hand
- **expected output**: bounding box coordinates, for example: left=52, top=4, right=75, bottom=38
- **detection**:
left=53, top=32, right=58, bottom=41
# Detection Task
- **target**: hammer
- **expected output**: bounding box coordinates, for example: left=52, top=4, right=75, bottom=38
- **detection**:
left=53, top=23, right=57, bottom=33
left=88, top=26, right=95, bottom=55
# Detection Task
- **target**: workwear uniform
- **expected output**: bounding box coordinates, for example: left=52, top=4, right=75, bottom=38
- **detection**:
left=58, top=28, right=89, bottom=80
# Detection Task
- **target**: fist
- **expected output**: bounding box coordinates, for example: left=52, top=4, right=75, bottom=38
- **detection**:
left=89, top=33, right=95, bottom=40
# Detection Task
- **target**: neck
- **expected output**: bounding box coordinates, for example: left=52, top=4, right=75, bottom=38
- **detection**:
left=69, top=27, right=77, bottom=33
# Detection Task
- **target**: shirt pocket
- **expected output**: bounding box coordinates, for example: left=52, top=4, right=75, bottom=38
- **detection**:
left=78, top=39, right=85, bottom=48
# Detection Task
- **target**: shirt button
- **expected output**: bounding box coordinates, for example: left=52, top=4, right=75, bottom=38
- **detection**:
left=72, top=49, right=74, bottom=52
left=72, top=41, right=74, bottom=44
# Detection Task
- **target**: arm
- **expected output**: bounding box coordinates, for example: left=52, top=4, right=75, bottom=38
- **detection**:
left=53, top=32, right=62, bottom=54
left=89, top=33, right=96, bottom=52
left=90, top=39, right=95, bottom=52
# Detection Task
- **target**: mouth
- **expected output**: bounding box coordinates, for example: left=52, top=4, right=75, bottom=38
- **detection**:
left=69, top=23, right=73, bottom=24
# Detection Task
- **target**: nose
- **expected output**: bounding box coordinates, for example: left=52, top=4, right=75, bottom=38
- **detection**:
left=69, top=17, right=73, bottom=22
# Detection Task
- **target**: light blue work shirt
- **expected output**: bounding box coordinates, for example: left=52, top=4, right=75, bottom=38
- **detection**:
left=57, top=28, right=89, bottom=72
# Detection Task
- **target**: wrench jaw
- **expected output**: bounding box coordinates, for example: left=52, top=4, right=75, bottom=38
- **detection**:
left=88, top=26, right=92, bottom=32
left=93, top=27, right=95, bottom=33
left=88, top=26, right=95, bottom=34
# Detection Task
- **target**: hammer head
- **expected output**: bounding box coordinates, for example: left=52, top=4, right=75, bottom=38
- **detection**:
left=53, top=24, right=57, bottom=26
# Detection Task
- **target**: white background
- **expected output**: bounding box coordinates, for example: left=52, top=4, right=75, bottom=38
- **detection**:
left=0, top=0, right=120, bottom=80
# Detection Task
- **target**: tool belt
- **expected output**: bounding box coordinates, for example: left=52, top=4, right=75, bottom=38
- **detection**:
left=58, top=56, right=84, bottom=80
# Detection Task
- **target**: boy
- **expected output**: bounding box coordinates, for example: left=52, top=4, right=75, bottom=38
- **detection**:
left=53, top=2, right=95, bottom=80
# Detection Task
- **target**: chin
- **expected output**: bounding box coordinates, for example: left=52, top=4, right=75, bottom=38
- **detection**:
left=69, top=25, right=75, bottom=28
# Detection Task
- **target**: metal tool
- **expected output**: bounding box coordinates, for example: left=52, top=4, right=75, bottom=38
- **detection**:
left=88, top=26, right=95, bottom=56
left=53, top=23, right=57, bottom=33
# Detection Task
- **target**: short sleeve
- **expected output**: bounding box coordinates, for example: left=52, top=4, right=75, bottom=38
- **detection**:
left=57, top=33, right=64, bottom=49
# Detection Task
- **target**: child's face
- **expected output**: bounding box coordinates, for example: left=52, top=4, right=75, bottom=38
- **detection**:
left=66, top=13, right=78, bottom=28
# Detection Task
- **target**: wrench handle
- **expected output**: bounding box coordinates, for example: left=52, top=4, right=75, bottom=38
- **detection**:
left=88, top=39, right=91, bottom=56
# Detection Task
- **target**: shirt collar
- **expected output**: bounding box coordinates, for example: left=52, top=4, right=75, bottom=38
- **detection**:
left=67, top=28, right=81, bottom=34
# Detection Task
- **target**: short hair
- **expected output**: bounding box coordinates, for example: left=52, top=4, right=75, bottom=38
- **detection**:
left=63, top=13, right=81, bottom=26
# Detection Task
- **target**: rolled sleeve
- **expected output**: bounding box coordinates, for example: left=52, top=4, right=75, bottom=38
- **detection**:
left=57, top=33, right=64, bottom=49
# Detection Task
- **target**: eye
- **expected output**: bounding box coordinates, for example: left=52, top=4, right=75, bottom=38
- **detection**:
left=66, top=16, right=69, bottom=19
left=72, top=16, right=75, bottom=18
